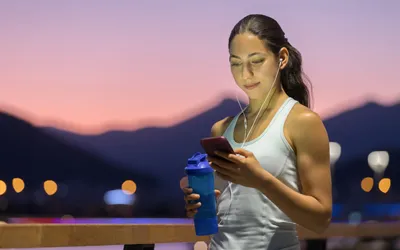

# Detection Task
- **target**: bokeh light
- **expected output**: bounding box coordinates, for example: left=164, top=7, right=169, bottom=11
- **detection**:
left=104, top=189, right=135, bottom=205
left=368, top=151, right=389, bottom=174
left=329, top=142, right=342, bottom=165
left=121, top=180, right=137, bottom=195
left=348, top=211, right=362, bottom=225
left=43, top=180, right=58, bottom=196
left=0, top=181, right=7, bottom=196
left=12, top=178, right=25, bottom=193
left=378, top=178, right=391, bottom=193
left=361, top=177, right=374, bottom=192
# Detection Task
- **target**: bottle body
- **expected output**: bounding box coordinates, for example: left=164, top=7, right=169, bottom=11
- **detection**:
left=184, top=152, right=218, bottom=236
left=188, top=171, right=218, bottom=236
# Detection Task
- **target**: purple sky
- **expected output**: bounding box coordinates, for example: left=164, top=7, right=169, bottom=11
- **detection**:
left=1, top=0, right=399, bottom=133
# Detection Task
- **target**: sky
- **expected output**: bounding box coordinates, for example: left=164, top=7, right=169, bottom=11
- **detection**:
left=1, top=0, right=399, bottom=134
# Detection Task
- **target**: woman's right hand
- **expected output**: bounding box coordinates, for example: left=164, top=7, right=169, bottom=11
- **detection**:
left=180, top=176, right=221, bottom=218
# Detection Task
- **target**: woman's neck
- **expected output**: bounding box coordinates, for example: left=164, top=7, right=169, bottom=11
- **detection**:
left=246, top=87, right=286, bottom=117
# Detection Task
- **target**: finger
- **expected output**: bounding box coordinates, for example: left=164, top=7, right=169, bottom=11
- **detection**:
left=209, top=157, right=237, bottom=170
left=211, top=167, right=236, bottom=181
left=182, top=187, right=193, bottom=195
left=187, top=209, right=198, bottom=218
left=214, top=189, right=221, bottom=199
left=184, top=193, right=200, bottom=201
left=180, top=176, right=188, bottom=189
left=213, top=151, right=230, bottom=160
left=227, top=153, right=245, bottom=164
left=210, top=160, right=239, bottom=175
left=207, top=155, right=229, bottom=165
left=213, top=150, right=245, bottom=164
left=209, top=161, right=230, bottom=174
left=234, top=148, right=253, bottom=157
left=186, top=202, right=201, bottom=211
left=212, top=151, right=237, bottom=163
left=213, top=161, right=236, bottom=175
left=216, top=171, right=234, bottom=182
left=207, top=155, right=217, bottom=161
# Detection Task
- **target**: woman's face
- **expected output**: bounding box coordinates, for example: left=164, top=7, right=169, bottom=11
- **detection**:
left=229, top=33, right=280, bottom=99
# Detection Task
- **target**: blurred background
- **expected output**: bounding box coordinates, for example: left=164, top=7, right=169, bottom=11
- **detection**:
left=1, top=0, right=399, bottom=249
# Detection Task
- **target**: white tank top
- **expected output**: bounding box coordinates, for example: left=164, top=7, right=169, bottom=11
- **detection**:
left=210, top=97, right=301, bottom=250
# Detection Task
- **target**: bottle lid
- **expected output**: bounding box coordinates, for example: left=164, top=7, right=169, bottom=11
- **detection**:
left=185, top=152, right=213, bottom=175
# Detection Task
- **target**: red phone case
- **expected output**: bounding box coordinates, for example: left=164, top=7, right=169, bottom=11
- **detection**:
left=200, top=136, right=235, bottom=157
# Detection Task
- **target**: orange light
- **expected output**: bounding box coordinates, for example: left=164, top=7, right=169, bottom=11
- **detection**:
left=378, top=178, right=391, bottom=193
left=43, top=180, right=58, bottom=195
left=121, top=180, right=137, bottom=195
left=12, top=178, right=25, bottom=193
left=0, top=180, right=6, bottom=195
left=361, top=177, right=374, bottom=192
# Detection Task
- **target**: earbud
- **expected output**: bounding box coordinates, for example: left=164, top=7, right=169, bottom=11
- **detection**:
left=279, top=58, right=283, bottom=63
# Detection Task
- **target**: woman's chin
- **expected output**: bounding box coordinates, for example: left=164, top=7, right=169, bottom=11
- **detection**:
left=244, top=90, right=265, bottom=99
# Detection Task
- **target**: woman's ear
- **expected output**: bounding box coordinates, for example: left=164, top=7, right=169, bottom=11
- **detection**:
left=278, top=47, right=289, bottom=70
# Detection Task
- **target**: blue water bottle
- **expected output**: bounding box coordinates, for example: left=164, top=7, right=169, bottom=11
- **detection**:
left=184, top=152, right=218, bottom=236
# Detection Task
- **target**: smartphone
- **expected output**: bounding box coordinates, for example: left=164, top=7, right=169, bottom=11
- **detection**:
left=200, top=136, right=235, bottom=157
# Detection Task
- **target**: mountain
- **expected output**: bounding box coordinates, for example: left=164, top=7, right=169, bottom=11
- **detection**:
left=41, top=99, right=243, bottom=179
left=41, top=98, right=400, bottom=206
left=2, top=98, right=399, bottom=217
left=323, top=101, right=400, bottom=163
left=43, top=99, right=400, bottom=170
left=0, top=111, right=160, bottom=217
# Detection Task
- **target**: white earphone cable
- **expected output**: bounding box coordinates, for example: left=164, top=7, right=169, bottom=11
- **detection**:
left=217, top=59, right=282, bottom=226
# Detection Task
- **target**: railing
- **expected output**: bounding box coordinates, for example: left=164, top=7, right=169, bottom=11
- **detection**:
left=0, top=221, right=399, bottom=249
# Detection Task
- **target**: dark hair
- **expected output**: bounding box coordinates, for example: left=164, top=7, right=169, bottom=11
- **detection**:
left=228, top=14, right=313, bottom=108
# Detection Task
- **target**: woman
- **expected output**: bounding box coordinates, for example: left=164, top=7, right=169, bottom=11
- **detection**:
left=182, top=14, right=332, bottom=250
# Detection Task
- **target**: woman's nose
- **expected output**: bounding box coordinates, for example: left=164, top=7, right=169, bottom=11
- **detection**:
left=242, top=64, right=253, bottom=80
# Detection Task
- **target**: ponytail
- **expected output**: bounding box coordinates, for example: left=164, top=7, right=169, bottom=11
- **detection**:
left=280, top=42, right=313, bottom=108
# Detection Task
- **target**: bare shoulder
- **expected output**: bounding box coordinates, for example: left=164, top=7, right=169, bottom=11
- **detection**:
left=289, top=104, right=325, bottom=129
left=211, top=116, right=234, bottom=137
left=286, top=103, right=329, bottom=152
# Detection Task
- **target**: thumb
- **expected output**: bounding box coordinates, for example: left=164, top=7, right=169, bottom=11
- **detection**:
left=180, top=176, right=188, bottom=189
left=234, top=148, right=253, bottom=157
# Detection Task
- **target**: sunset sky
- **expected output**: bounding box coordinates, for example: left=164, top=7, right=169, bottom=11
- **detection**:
left=1, top=0, right=399, bottom=134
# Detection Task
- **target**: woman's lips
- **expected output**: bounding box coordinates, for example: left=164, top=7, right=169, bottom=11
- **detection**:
left=244, top=82, right=260, bottom=90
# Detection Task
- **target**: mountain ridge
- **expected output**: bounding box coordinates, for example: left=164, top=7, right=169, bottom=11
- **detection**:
left=1, top=97, right=399, bottom=214
left=35, top=97, right=400, bottom=171
left=3, top=98, right=399, bottom=161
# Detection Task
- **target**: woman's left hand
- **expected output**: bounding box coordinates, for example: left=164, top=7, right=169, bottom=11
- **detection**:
left=208, top=148, right=267, bottom=189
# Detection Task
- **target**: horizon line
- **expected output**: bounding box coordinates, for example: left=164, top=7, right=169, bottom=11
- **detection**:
left=1, top=94, right=398, bottom=136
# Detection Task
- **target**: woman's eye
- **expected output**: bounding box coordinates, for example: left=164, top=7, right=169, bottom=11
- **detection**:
left=230, top=62, right=241, bottom=67
left=251, top=59, right=265, bottom=64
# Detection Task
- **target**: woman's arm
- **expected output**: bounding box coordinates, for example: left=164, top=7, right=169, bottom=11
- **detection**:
left=255, top=110, right=332, bottom=233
